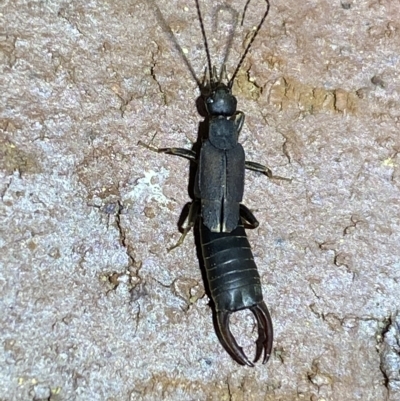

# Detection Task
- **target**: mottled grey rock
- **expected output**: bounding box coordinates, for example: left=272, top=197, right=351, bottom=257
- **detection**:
left=1, top=0, right=399, bottom=400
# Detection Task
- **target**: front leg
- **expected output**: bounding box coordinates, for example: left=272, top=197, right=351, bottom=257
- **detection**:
left=232, top=111, right=245, bottom=136
left=245, top=160, right=273, bottom=178
left=138, top=141, right=197, bottom=162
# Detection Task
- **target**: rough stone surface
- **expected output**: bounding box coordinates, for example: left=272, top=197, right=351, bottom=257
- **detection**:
left=1, top=0, right=399, bottom=400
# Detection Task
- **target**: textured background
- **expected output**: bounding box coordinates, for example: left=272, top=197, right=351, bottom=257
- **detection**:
left=1, top=0, right=400, bottom=400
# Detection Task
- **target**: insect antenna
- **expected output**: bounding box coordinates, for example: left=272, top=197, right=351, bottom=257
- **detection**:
left=241, top=0, right=252, bottom=26
left=214, top=5, right=239, bottom=83
left=150, top=0, right=201, bottom=87
left=228, top=0, right=270, bottom=88
left=195, top=0, right=213, bottom=85
left=196, top=1, right=239, bottom=87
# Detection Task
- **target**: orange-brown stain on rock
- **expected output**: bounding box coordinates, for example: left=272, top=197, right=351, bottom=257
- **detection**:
left=233, top=72, right=262, bottom=101
left=0, top=136, right=41, bottom=175
left=172, top=277, right=204, bottom=307
left=76, top=146, right=122, bottom=200
left=269, top=77, right=359, bottom=114
left=232, top=55, right=286, bottom=101
left=27, top=240, right=37, bottom=251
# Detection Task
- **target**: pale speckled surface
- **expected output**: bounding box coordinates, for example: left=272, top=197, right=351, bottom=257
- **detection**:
left=1, top=0, right=400, bottom=400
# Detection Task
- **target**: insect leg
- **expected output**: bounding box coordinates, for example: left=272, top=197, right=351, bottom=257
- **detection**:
left=232, top=111, right=245, bottom=135
left=245, top=160, right=273, bottom=177
left=168, top=201, right=199, bottom=252
left=138, top=141, right=197, bottom=162
left=239, top=204, right=259, bottom=228
left=245, top=160, right=291, bottom=182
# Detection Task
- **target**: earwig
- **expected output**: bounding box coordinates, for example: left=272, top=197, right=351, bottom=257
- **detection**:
left=140, top=0, right=285, bottom=366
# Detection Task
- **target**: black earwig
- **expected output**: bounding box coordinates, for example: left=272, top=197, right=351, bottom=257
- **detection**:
left=140, top=0, right=286, bottom=366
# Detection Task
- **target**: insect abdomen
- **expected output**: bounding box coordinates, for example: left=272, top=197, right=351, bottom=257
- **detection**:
left=200, top=219, right=263, bottom=312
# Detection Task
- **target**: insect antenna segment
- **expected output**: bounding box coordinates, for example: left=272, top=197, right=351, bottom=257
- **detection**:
left=195, top=0, right=270, bottom=90
left=228, top=0, right=270, bottom=88
left=195, top=0, right=214, bottom=86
